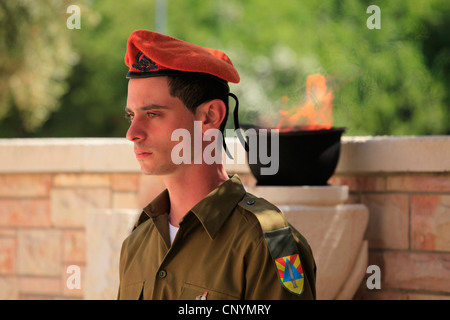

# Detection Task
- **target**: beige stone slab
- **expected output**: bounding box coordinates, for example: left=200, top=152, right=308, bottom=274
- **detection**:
left=17, top=229, right=62, bottom=276
left=0, top=277, right=18, bottom=299
left=411, top=194, right=450, bottom=251
left=0, top=199, right=51, bottom=228
left=0, top=139, right=85, bottom=173
left=0, top=174, right=52, bottom=197
left=247, top=185, right=349, bottom=206
left=80, top=139, right=139, bottom=172
left=330, top=175, right=386, bottom=192
left=18, top=276, right=62, bottom=296
left=62, top=230, right=86, bottom=264
left=337, top=136, right=450, bottom=174
left=0, top=138, right=140, bottom=173
left=51, top=188, right=111, bottom=228
left=113, top=192, right=139, bottom=209
left=406, top=293, right=450, bottom=300
left=0, top=228, right=16, bottom=237
left=383, top=251, right=450, bottom=293
left=53, top=173, right=111, bottom=187
left=281, top=204, right=369, bottom=300
left=387, top=174, right=450, bottom=192
left=335, top=240, right=368, bottom=300
left=0, top=238, right=17, bottom=274
left=361, top=194, right=409, bottom=250
left=111, top=173, right=139, bottom=191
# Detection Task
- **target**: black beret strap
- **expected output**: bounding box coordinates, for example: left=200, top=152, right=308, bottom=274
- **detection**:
left=225, top=93, right=249, bottom=160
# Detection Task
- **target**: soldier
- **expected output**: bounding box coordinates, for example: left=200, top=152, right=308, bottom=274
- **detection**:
left=118, top=30, right=316, bottom=300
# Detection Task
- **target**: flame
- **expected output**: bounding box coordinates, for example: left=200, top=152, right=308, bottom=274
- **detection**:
left=276, top=74, right=334, bottom=131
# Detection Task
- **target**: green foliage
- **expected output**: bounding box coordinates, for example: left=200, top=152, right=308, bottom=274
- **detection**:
left=0, top=0, right=75, bottom=132
left=0, top=0, right=448, bottom=137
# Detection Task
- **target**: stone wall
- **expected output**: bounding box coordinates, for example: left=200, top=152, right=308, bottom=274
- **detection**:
left=331, top=136, right=450, bottom=299
left=0, top=136, right=449, bottom=299
left=0, top=170, right=163, bottom=299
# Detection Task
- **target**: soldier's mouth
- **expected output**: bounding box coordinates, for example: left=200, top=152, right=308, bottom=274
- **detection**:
left=135, top=149, right=152, bottom=159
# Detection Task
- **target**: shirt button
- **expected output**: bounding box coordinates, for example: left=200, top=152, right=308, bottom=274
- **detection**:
left=158, top=270, right=167, bottom=279
left=247, top=200, right=255, bottom=205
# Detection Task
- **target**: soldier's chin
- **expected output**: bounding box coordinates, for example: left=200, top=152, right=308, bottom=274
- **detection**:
left=139, top=162, right=178, bottom=176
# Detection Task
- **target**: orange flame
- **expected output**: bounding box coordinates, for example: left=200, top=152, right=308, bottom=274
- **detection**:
left=276, top=74, right=333, bottom=131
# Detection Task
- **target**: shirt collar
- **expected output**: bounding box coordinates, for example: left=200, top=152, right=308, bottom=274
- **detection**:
left=188, top=174, right=247, bottom=239
left=143, top=189, right=170, bottom=219
left=142, top=174, right=247, bottom=240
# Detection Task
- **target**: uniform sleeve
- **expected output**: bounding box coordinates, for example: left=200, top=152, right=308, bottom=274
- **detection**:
left=243, top=235, right=316, bottom=300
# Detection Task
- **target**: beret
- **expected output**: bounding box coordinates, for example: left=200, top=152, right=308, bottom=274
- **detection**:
left=125, top=30, right=240, bottom=84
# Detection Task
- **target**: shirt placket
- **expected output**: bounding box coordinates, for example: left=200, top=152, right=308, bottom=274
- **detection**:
left=150, top=212, right=196, bottom=299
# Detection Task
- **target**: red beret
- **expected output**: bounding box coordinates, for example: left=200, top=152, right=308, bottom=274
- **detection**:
left=124, top=30, right=240, bottom=84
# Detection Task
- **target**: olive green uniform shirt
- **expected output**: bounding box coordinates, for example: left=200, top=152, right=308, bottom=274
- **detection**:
left=118, top=175, right=316, bottom=300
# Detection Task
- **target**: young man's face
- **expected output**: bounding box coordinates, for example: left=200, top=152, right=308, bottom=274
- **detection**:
left=125, top=77, right=197, bottom=175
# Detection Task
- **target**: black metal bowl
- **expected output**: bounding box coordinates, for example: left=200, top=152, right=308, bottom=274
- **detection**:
left=240, top=125, right=346, bottom=186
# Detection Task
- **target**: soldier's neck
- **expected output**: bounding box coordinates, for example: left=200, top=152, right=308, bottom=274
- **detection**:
left=163, top=163, right=229, bottom=227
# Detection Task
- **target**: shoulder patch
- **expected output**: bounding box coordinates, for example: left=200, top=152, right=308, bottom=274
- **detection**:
left=239, top=193, right=305, bottom=295
left=265, top=227, right=305, bottom=295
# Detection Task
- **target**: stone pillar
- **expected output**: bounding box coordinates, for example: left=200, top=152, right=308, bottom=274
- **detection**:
left=247, top=185, right=369, bottom=300
left=85, top=209, right=140, bottom=300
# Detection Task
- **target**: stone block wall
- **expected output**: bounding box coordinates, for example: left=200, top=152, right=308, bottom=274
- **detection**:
left=330, top=136, right=450, bottom=299
left=0, top=172, right=163, bottom=299
left=0, top=136, right=449, bottom=299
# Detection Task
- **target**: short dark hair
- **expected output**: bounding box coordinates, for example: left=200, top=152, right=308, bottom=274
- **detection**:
left=167, top=75, right=230, bottom=134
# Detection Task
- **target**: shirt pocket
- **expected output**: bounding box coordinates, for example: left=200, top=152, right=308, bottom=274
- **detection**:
left=119, top=281, right=144, bottom=300
left=179, top=282, right=240, bottom=300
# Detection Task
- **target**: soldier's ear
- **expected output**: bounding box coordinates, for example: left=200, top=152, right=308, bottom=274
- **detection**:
left=195, top=99, right=226, bottom=133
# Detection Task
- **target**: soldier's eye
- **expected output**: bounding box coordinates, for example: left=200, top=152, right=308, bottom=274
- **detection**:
left=147, top=112, right=159, bottom=118
left=125, top=113, right=134, bottom=122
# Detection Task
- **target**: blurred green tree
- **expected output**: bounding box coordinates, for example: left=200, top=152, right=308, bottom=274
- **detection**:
left=0, top=0, right=78, bottom=134
left=0, top=0, right=448, bottom=137
left=168, top=0, right=449, bottom=136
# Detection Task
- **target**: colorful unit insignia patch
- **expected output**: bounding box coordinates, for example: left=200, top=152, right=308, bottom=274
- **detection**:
left=263, top=226, right=306, bottom=296
left=274, top=254, right=304, bottom=294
